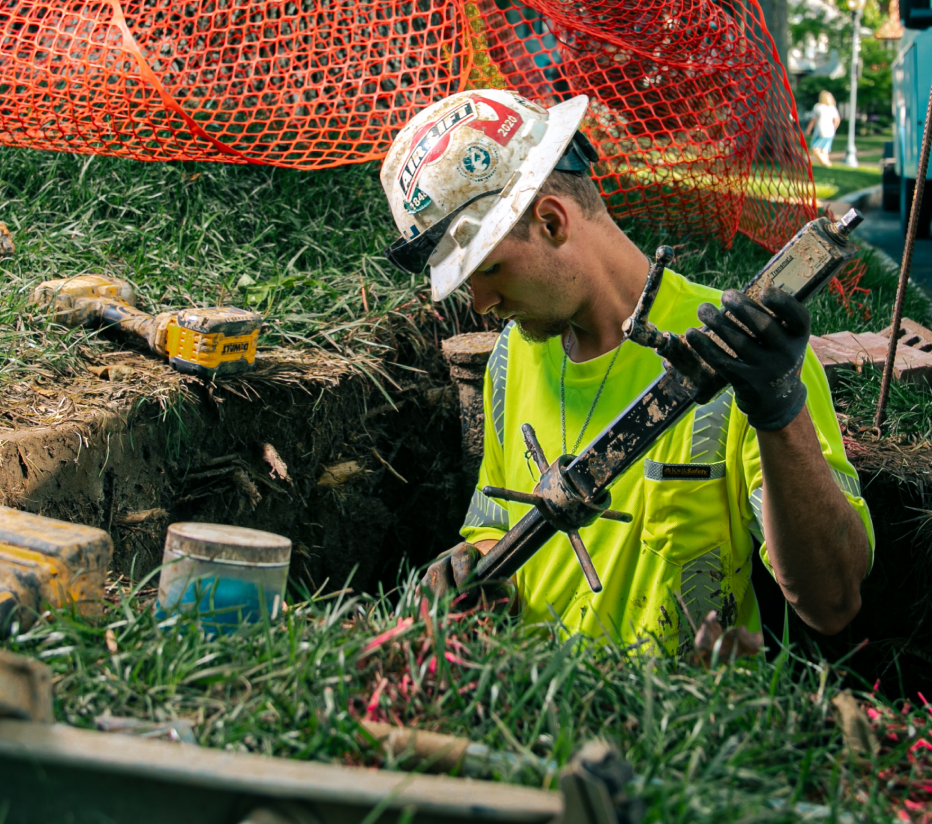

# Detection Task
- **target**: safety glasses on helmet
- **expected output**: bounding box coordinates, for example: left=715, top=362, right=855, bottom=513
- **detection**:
left=384, top=189, right=503, bottom=276
left=383, top=131, right=598, bottom=276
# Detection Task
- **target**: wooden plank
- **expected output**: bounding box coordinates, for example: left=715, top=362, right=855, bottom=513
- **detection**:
left=0, top=652, right=52, bottom=723
left=0, top=720, right=561, bottom=824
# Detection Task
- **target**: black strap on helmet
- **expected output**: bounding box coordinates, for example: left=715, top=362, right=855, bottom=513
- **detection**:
left=554, top=130, right=599, bottom=175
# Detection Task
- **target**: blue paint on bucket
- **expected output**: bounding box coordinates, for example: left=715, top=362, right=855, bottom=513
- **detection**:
left=158, top=575, right=276, bottom=628
left=156, top=523, right=291, bottom=632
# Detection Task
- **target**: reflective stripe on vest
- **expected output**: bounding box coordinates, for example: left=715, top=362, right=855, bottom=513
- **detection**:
left=691, top=388, right=731, bottom=462
left=677, top=390, right=735, bottom=630
left=488, top=323, right=513, bottom=448
left=748, top=468, right=861, bottom=543
left=463, top=487, right=509, bottom=532
left=462, top=324, right=513, bottom=535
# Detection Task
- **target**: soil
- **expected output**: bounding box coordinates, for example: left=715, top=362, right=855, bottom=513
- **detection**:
left=0, top=344, right=472, bottom=598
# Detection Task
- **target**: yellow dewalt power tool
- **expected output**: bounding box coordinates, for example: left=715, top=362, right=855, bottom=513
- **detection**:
left=30, top=275, right=262, bottom=380
left=0, top=506, right=112, bottom=634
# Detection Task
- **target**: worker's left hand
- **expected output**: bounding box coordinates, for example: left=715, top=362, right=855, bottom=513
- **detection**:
left=421, top=542, right=514, bottom=609
left=685, top=286, right=810, bottom=431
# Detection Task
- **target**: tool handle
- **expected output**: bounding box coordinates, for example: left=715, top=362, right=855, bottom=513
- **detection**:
left=79, top=298, right=171, bottom=357
left=95, top=299, right=153, bottom=332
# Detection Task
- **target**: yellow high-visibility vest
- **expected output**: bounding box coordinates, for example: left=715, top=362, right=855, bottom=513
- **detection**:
left=461, top=269, right=874, bottom=652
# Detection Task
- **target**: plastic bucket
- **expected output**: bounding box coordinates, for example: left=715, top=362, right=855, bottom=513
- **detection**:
left=156, top=523, right=291, bottom=628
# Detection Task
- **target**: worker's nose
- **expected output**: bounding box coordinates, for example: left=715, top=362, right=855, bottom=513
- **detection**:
left=469, top=274, right=501, bottom=316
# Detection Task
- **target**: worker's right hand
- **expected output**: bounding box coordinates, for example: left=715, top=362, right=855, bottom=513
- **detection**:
left=421, top=542, right=513, bottom=609
left=687, top=286, right=810, bottom=431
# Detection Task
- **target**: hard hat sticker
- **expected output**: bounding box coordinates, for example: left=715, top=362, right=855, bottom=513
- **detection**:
left=404, top=185, right=432, bottom=214
left=467, top=95, right=524, bottom=147
left=398, top=100, right=477, bottom=201
left=457, top=143, right=499, bottom=184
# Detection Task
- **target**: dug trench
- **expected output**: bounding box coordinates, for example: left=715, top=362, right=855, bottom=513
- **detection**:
left=0, top=342, right=472, bottom=598
left=3, top=334, right=932, bottom=693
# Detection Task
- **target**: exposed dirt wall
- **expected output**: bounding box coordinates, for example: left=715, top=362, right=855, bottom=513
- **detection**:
left=0, top=349, right=470, bottom=597
left=5, top=338, right=932, bottom=693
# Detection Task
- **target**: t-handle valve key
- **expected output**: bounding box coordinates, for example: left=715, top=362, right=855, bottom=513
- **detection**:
left=480, top=423, right=632, bottom=593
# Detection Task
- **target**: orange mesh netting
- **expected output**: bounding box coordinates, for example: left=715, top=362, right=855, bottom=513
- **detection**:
left=0, top=1, right=469, bottom=166
left=0, top=0, right=835, bottom=261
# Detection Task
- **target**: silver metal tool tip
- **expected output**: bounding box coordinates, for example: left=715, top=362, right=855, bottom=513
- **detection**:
left=834, top=209, right=864, bottom=236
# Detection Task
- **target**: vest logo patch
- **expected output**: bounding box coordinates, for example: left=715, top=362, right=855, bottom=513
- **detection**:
left=644, top=459, right=726, bottom=481
left=662, top=464, right=711, bottom=480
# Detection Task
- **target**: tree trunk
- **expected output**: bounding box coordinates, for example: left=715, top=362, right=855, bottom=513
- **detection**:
left=758, top=0, right=790, bottom=73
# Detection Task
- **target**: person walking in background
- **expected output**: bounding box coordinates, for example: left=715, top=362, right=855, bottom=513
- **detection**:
left=806, top=91, right=841, bottom=167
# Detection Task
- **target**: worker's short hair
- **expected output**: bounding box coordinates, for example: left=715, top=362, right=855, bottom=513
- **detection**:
left=509, top=170, right=608, bottom=240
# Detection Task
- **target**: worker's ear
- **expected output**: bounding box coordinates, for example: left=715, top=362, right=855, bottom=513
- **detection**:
left=530, top=195, right=571, bottom=248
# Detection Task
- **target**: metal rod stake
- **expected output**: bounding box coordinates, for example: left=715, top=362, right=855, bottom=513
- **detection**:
left=875, top=76, right=932, bottom=429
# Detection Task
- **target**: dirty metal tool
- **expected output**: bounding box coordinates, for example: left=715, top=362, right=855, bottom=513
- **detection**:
left=476, top=209, right=864, bottom=593
left=0, top=505, right=112, bottom=635
left=30, top=274, right=262, bottom=380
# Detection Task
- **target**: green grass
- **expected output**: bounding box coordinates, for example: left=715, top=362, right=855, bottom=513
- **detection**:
left=837, top=124, right=893, bottom=163
left=0, top=146, right=483, bottom=385
left=2, top=575, right=928, bottom=822
left=2, top=141, right=929, bottom=437
left=811, top=163, right=882, bottom=202
left=834, top=367, right=932, bottom=442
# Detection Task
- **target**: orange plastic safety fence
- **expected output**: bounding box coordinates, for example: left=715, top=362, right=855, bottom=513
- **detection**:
left=829, top=258, right=872, bottom=321
left=463, top=0, right=817, bottom=253
left=0, top=0, right=818, bottom=253
left=0, top=1, right=470, bottom=167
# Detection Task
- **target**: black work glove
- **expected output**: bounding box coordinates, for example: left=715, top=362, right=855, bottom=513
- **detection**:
left=685, top=286, right=810, bottom=431
left=421, top=542, right=513, bottom=609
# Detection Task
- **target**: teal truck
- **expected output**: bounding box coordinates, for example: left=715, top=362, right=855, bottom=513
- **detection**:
left=887, top=1, right=932, bottom=237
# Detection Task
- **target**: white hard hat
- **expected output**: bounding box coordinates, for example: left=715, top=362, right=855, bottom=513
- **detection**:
left=380, top=90, right=592, bottom=301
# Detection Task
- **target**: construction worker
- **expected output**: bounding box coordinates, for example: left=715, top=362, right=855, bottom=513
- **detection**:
left=380, top=90, right=873, bottom=650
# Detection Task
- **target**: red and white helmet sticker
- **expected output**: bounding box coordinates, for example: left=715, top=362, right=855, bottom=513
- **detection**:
left=467, top=94, right=523, bottom=146
left=396, top=95, right=525, bottom=214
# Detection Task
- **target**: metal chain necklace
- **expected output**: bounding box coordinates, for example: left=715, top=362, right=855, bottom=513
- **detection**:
left=560, top=331, right=623, bottom=455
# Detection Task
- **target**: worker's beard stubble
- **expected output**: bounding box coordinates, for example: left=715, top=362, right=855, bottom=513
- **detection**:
left=515, top=315, right=570, bottom=344
left=498, top=246, right=574, bottom=344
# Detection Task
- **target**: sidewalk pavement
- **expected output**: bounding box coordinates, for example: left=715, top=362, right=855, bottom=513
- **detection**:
left=851, top=205, right=932, bottom=297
